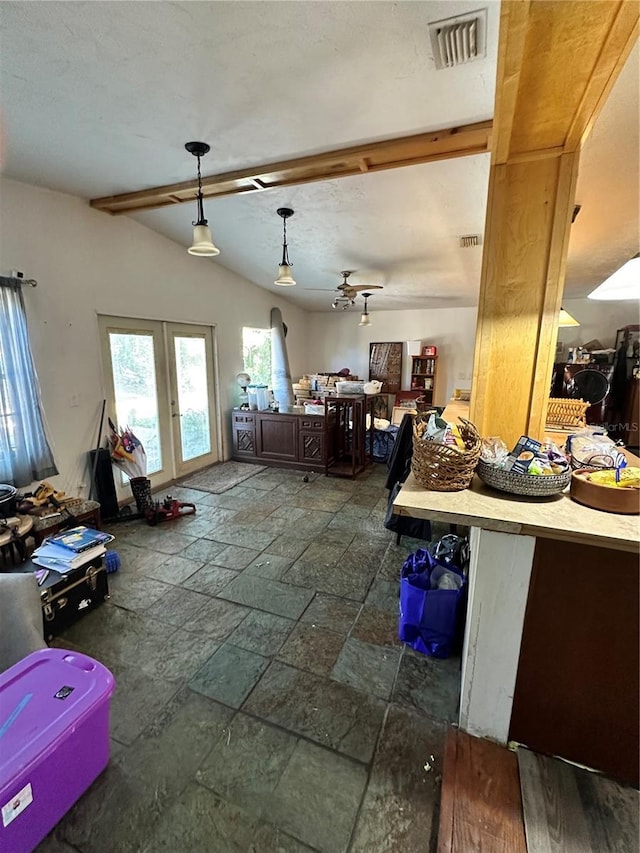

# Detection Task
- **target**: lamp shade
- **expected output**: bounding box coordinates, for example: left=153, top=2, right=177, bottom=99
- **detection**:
left=558, top=307, right=580, bottom=327
left=188, top=224, right=220, bottom=256
left=588, top=255, right=640, bottom=301
left=274, top=264, right=296, bottom=286
left=359, top=313, right=371, bottom=327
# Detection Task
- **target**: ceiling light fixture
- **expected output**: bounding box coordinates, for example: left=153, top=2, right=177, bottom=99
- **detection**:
left=558, top=307, right=580, bottom=327
left=185, top=141, right=220, bottom=257
left=274, top=208, right=296, bottom=286
left=359, top=292, right=372, bottom=327
left=587, top=254, right=640, bottom=301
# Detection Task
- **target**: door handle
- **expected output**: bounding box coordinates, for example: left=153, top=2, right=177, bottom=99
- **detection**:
left=172, top=413, right=183, bottom=418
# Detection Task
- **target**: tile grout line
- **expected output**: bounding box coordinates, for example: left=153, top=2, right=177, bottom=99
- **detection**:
left=345, top=701, right=393, bottom=853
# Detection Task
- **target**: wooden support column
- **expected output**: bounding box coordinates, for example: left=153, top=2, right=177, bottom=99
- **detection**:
left=471, top=0, right=639, bottom=447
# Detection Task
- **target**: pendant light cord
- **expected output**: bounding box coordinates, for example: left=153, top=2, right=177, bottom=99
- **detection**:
left=280, top=216, right=291, bottom=267
left=193, top=155, right=208, bottom=227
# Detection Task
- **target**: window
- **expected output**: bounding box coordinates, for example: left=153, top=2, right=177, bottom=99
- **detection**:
left=242, top=327, right=272, bottom=386
left=0, top=278, right=58, bottom=487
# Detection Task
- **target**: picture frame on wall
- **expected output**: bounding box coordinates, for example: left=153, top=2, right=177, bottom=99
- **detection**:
left=369, top=342, right=403, bottom=393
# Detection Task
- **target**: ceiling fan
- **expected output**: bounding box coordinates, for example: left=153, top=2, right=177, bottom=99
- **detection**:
left=306, top=270, right=383, bottom=308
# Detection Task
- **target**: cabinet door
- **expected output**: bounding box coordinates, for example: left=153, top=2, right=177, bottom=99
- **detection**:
left=256, top=415, right=298, bottom=461
left=298, top=419, right=325, bottom=465
left=232, top=413, right=256, bottom=457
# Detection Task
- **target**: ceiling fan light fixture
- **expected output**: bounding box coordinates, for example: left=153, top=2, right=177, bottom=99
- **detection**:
left=274, top=208, right=296, bottom=286
left=587, top=254, right=640, bottom=301
left=558, top=307, right=580, bottom=327
left=185, top=141, right=220, bottom=257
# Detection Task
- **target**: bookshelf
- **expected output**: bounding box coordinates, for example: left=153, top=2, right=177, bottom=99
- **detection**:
left=410, top=355, right=438, bottom=405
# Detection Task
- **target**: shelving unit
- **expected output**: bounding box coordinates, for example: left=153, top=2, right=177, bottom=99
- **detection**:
left=410, top=355, right=438, bottom=405
left=324, top=395, right=377, bottom=479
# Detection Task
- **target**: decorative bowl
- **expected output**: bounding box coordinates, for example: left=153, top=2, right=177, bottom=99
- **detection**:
left=570, top=469, right=640, bottom=514
left=476, top=459, right=571, bottom=497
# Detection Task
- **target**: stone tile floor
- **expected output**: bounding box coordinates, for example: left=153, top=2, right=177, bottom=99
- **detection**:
left=39, top=464, right=461, bottom=853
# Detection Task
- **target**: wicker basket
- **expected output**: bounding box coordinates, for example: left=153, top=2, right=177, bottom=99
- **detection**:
left=476, top=459, right=571, bottom=496
left=411, top=416, right=481, bottom=491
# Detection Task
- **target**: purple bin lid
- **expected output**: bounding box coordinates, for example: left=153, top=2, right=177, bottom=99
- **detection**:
left=0, top=649, right=115, bottom=789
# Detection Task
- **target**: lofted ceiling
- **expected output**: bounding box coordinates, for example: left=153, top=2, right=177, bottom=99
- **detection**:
left=0, top=1, right=637, bottom=310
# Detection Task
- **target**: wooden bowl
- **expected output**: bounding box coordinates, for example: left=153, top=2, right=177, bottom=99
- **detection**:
left=570, top=469, right=640, bottom=515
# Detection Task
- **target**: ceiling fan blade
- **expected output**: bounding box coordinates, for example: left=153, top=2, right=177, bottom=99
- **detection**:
left=344, top=284, right=383, bottom=292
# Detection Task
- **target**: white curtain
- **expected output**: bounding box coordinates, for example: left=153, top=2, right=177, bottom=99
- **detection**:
left=0, top=277, right=57, bottom=487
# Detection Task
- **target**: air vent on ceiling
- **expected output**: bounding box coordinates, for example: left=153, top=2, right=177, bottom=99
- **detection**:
left=429, top=9, right=487, bottom=70
left=459, top=234, right=481, bottom=248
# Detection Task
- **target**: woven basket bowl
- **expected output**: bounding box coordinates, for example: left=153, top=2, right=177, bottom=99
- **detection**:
left=411, top=416, right=481, bottom=492
left=476, top=459, right=571, bottom=497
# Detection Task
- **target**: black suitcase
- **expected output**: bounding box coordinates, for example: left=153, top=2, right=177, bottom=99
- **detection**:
left=3, top=558, right=110, bottom=641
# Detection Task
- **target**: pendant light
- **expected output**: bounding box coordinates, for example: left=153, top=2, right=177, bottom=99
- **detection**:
left=185, top=141, right=220, bottom=257
left=274, top=208, right=296, bottom=286
left=359, top=292, right=372, bottom=326
left=558, top=307, right=580, bottom=327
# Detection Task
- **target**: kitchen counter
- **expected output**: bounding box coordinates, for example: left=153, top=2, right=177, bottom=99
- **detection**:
left=394, top=472, right=639, bottom=785
left=394, top=472, right=639, bottom=553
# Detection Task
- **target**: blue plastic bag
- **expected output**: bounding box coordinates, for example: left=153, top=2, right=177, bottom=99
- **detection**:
left=398, top=547, right=467, bottom=658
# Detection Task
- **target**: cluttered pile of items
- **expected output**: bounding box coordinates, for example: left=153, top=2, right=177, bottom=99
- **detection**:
left=106, top=419, right=196, bottom=525
left=29, top=524, right=118, bottom=641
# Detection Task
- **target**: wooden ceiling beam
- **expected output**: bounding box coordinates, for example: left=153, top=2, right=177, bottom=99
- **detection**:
left=493, top=0, right=639, bottom=165
left=90, top=120, right=492, bottom=215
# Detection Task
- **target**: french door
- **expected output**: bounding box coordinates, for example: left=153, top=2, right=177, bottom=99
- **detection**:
left=98, top=316, right=219, bottom=495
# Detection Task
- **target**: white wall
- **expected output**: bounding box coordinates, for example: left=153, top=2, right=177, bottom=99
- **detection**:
left=305, top=306, right=478, bottom=406
left=558, top=297, right=640, bottom=350
left=0, top=178, right=309, bottom=496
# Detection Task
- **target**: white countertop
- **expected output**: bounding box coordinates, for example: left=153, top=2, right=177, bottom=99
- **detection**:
left=394, top=472, right=640, bottom=553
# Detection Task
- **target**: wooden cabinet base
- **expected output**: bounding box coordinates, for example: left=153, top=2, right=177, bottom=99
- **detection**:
left=232, top=411, right=327, bottom=473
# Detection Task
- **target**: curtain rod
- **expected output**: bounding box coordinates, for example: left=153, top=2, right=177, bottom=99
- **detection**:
left=0, top=275, right=38, bottom=288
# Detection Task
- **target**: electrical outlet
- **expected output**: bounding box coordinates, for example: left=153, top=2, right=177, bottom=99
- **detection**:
left=70, top=394, right=79, bottom=407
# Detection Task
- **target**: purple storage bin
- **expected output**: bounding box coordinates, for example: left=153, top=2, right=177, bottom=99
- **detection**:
left=0, top=648, right=115, bottom=852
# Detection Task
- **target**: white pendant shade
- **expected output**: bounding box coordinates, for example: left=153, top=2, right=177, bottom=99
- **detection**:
left=359, top=313, right=371, bottom=327
left=274, top=264, right=296, bottom=286
left=588, top=256, right=640, bottom=301
left=188, top=224, right=220, bottom=257
left=558, top=307, right=580, bottom=327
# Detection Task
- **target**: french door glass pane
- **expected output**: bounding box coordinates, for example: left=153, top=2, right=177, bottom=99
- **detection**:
left=175, top=335, right=211, bottom=461
left=109, top=332, right=162, bottom=475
